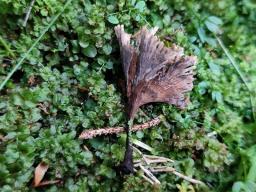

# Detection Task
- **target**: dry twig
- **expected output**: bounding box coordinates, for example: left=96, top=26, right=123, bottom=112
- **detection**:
left=79, top=115, right=162, bottom=139
left=172, top=171, right=205, bottom=185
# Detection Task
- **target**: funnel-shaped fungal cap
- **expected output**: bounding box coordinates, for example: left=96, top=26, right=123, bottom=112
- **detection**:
left=115, top=25, right=196, bottom=119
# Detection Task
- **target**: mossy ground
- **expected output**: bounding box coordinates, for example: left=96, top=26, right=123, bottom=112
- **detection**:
left=0, top=0, right=256, bottom=191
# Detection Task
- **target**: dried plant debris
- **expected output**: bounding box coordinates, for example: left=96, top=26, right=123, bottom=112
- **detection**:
left=79, top=115, right=162, bottom=139
left=33, top=162, right=60, bottom=187
left=34, top=162, right=49, bottom=187
left=114, top=25, right=197, bottom=119
left=133, top=146, right=205, bottom=186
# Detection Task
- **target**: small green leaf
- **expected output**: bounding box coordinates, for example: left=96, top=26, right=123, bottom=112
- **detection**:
left=205, top=16, right=222, bottom=34
left=5, top=148, right=19, bottom=164
left=136, top=131, right=144, bottom=139
left=107, top=15, right=119, bottom=24
left=5, top=132, right=16, bottom=139
left=197, top=27, right=206, bottom=43
left=232, top=181, right=254, bottom=192
left=79, top=41, right=89, bottom=48
left=31, top=108, right=42, bottom=122
left=212, top=91, right=222, bottom=103
left=198, top=81, right=209, bottom=95
left=105, top=61, right=113, bottom=69
left=83, top=45, right=97, bottom=58
left=12, top=94, right=23, bottom=106
left=40, top=9, right=48, bottom=16
left=208, top=62, right=221, bottom=75
left=99, top=164, right=116, bottom=178
left=135, top=14, right=141, bottom=21
left=205, top=21, right=220, bottom=33
left=208, top=16, right=223, bottom=25
left=205, top=37, right=217, bottom=47
left=103, top=44, right=112, bottom=55
left=135, top=1, right=146, bottom=12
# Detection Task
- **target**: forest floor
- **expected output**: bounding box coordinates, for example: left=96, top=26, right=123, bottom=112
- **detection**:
left=0, top=0, right=256, bottom=191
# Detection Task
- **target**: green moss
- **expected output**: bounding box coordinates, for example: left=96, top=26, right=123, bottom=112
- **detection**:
left=0, top=0, right=256, bottom=191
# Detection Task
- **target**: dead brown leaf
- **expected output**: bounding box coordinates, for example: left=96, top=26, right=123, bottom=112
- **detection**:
left=33, top=162, right=49, bottom=187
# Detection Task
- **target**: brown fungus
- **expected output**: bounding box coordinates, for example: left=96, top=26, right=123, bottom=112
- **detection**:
left=114, top=25, right=197, bottom=174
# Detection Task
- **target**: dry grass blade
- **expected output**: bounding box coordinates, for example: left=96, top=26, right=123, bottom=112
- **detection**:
left=144, top=156, right=174, bottom=164
left=139, top=164, right=161, bottom=185
left=133, top=145, right=205, bottom=186
left=172, top=171, right=205, bottom=185
left=141, top=174, right=155, bottom=185
left=150, top=166, right=175, bottom=172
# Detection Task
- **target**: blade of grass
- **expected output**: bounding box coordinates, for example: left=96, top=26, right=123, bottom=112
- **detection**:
left=215, top=35, right=255, bottom=121
left=0, top=0, right=72, bottom=91
left=23, top=0, right=36, bottom=27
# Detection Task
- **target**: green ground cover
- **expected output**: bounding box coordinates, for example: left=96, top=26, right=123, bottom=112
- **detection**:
left=0, top=0, right=256, bottom=191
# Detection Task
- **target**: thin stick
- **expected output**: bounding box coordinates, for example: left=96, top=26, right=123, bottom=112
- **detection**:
left=144, top=155, right=174, bottom=163
left=150, top=167, right=204, bottom=185
left=150, top=166, right=175, bottom=172
left=144, top=158, right=173, bottom=164
left=173, top=171, right=205, bottom=185
left=215, top=35, right=255, bottom=121
left=79, top=115, right=162, bottom=139
left=23, top=0, right=35, bottom=27
left=141, top=174, right=155, bottom=185
left=0, top=0, right=72, bottom=91
left=139, top=164, right=161, bottom=185
left=134, top=165, right=155, bottom=185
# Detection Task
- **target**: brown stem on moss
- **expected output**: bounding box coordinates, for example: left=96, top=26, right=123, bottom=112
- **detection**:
left=79, top=115, right=162, bottom=140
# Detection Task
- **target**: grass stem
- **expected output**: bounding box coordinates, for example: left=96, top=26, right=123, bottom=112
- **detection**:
left=215, top=35, right=255, bottom=121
